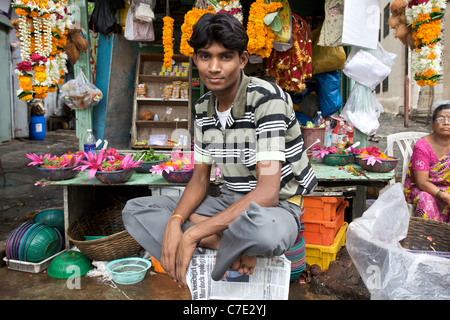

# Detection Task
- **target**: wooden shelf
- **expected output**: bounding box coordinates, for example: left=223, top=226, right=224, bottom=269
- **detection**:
left=130, top=53, right=193, bottom=147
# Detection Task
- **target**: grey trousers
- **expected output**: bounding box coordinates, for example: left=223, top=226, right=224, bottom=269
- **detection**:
left=122, top=186, right=302, bottom=281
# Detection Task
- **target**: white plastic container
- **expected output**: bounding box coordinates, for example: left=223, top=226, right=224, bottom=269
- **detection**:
left=3, top=250, right=65, bottom=273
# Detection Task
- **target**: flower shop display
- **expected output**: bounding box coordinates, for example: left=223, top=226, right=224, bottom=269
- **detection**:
left=180, top=6, right=215, bottom=56
left=150, top=151, right=194, bottom=183
left=311, top=146, right=351, bottom=166
left=12, top=0, right=70, bottom=101
left=77, top=148, right=143, bottom=184
left=406, top=0, right=446, bottom=86
left=26, top=151, right=83, bottom=181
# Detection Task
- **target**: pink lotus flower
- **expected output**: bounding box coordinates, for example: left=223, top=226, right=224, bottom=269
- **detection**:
left=311, top=146, right=340, bottom=159
left=150, top=162, right=173, bottom=175
left=26, top=153, right=51, bottom=166
left=360, top=154, right=383, bottom=166
left=78, top=149, right=105, bottom=179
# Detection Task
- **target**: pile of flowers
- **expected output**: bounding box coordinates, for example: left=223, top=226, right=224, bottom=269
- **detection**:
left=351, top=146, right=394, bottom=166
left=150, top=151, right=194, bottom=175
left=247, top=0, right=282, bottom=58
left=162, top=16, right=174, bottom=69
left=215, top=0, right=244, bottom=24
left=77, top=148, right=143, bottom=179
left=311, top=146, right=349, bottom=159
left=26, top=151, right=83, bottom=168
left=12, top=0, right=70, bottom=101
left=406, top=0, right=446, bottom=86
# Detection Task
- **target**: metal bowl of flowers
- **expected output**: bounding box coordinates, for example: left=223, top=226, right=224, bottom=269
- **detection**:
left=151, top=151, right=194, bottom=184
left=323, top=153, right=351, bottom=166
left=78, top=149, right=142, bottom=184
left=355, top=146, right=399, bottom=173
left=26, top=152, right=83, bottom=181
left=356, top=156, right=399, bottom=173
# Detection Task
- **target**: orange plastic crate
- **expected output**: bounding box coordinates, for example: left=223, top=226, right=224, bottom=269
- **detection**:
left=301, top=200, right=348, bottom=246
left=302, top=196, right=346, bottom=221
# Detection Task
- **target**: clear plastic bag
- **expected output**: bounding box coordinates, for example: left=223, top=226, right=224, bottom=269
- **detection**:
left=346, top=183, right=450, bottom=300
left=340, top=83, right=383, bottom=136
left=59, top=70, right=103, bottom=110
left=343, top=43, right=397, bottom=89
left=134, top=0, right=155, bottom=23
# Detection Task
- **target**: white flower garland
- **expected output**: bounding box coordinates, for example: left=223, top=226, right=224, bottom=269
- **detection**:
left=406, top=0, right=446, bottom=86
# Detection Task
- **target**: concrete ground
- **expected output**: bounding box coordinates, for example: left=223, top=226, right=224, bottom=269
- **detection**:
left=0, top=113, right=430, bottom=301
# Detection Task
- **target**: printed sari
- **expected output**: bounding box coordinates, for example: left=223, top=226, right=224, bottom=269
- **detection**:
left=404, top=139, right=450, bottom=223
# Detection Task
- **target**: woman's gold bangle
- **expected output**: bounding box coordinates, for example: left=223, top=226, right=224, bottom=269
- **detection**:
left=170, top=214, right=185, bottom=224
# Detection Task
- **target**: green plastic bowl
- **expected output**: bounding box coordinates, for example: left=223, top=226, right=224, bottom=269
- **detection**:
left=323, top=154, right=351, bottom=166
left=34, top=208, right=64, bottom=231
left=25, top=226, right=61, bottom=263
left=47, top=251, right=92, bottom=279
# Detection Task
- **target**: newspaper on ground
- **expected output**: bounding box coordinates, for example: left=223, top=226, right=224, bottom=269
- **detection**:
left=186, top=249, right=291, bottom=300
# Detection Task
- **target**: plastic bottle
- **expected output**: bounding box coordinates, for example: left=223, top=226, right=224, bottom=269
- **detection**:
left=313, top=111, right=324, bottom=127
left=336, top=121, right=348, bottom=150
left=83, top=129, right=96, bottom=155
left=324, top=121, right=332, bottom=147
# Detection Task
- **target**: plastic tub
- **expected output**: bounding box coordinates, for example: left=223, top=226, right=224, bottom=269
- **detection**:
left=106, top=257, right=152, bottom=285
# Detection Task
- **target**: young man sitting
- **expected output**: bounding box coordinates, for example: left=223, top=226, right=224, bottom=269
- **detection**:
left=122, top=13, right=317, bottom=289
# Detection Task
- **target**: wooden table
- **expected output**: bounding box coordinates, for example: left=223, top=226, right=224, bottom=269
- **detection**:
left=47, top=163, right=395, bottom=248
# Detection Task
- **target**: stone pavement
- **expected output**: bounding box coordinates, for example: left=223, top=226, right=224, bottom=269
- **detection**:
left=0, top=112, right=431, bottom=301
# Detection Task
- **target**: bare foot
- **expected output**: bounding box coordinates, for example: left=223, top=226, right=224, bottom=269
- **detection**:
left=230, top=254, right=257, bottom=276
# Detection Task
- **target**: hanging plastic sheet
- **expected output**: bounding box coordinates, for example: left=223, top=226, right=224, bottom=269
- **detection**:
left=347, top=183, right=450, bottom=300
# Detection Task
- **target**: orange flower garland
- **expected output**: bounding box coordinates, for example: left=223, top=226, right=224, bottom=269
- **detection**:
left=162, top=16, right=174, bottom=68
left=246, top=0, right=282, bottom=58
left=180, top=7, right=215, bottom=57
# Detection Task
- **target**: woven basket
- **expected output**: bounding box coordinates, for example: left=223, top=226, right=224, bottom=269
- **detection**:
left=400, top=217, right=450, bottom=253
left=68, top=207, right=142, bottom=261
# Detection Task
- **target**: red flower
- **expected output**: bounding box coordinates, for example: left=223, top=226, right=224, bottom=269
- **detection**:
left=17, top=61, right=32, bottom=72
left=30, top=53, right=47, bottom=63
left=408, top=0, right=430, bottom=8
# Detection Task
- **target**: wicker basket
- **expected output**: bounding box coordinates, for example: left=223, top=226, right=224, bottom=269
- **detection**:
left=400, top=217, right=450, bottom=253
left=68, top=207, right=142, bottom=261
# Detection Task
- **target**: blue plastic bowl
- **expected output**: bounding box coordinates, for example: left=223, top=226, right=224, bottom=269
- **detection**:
left=106, top=257, right=152, bottom=285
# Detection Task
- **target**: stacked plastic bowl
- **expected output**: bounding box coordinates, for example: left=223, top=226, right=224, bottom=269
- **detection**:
left=5, top=222, right=63, bottom=263
left=285, top=232, right=306, bottom=282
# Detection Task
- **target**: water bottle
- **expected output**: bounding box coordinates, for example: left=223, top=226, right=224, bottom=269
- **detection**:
left=336, top=121, right=348, bottom=150
left=324, top=121, right=332, bottom=147
left=313, top=111, right=324, bottom=127
left=83, top=129, right=96, bottom=155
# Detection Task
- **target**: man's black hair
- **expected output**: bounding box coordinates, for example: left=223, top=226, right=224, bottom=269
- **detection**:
left=188, top=13, right=248, bottom=56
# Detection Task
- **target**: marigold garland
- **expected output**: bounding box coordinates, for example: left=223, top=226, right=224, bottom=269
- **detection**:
left=162, top=16, right=174, bottom=69
left=246, top=0, right=282, bottom=58
left=12, top=0, right=69, bottom=101
left=406, top=0, right=446, bottom=86
left=180, top=6, right=215, bottom=57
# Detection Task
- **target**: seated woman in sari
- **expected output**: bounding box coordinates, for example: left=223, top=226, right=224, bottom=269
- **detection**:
left=404, top=104, right=450, bottom=223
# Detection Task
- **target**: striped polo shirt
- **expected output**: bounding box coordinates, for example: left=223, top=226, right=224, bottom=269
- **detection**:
left=194, top=72, right=317, bottom=199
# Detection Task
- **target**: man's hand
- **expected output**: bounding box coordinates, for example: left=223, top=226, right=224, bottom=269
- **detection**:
left=175, top=230, right=199, bottom=289
left=160, top=218, right=184, bottom=282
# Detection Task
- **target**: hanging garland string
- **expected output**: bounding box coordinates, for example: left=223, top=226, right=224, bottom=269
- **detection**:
left=246, top=0, right=282, bottom=58
left=12, top=0, right=69, bottom=101
left=406, top=0, right=446, bottom=87
left=162, top=16, right=175, bottom=69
